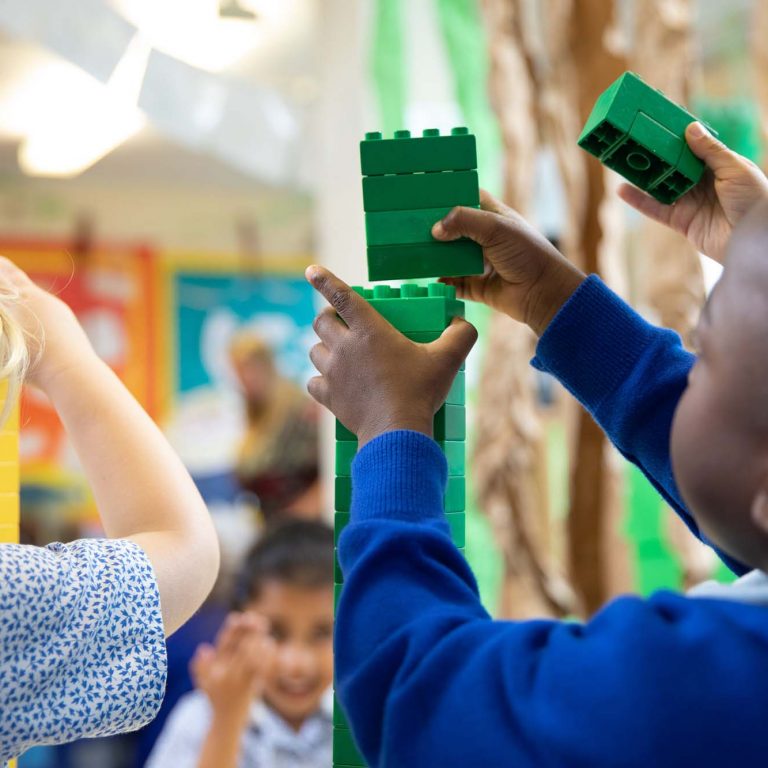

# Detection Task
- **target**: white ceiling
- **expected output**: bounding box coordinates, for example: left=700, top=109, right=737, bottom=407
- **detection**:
left=0, top=0, right=320, bottom=190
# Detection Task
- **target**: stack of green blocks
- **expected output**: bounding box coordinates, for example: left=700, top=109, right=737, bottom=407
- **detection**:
left=332, top=128, right=483, bottom=768
left=578, top=71, right=711, bottom=204
left=361, top=127, right=483, bottom=280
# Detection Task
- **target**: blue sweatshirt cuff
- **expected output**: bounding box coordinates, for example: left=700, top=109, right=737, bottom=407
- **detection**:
left=533, top=274, right=659, bottom=408
left=351, top=430, right=447, bottom=523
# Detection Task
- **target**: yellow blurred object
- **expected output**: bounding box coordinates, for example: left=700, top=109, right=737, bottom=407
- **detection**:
left=0, top=383, right=19, bottom=768
left=0, top=379, right=19, bottom=544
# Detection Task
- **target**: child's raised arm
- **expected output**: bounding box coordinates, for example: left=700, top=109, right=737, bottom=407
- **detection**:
left=2, top=258, right=219, bottom=636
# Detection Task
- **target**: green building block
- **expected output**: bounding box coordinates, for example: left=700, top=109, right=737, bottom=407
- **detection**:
left=334, top=727, right=366, bottom=766
left=334, top=582, right=342, bottom=611
left=334, top=694, right=349, bottom=728
left=336, top=419, right=355, bottom=441
left=365, top=206, right=455, bottom=246
left=445, top=476, right=465, bottom=513
left=334, top=548, right=343, bottom=583
left=356, top=282, right=464, bottom=333
left=434, top=404, right=465, bottom=441
left=362, top=169, right=479, bottom=212
left=336, top=440, right=357, bottom=476
left=360, top=127, right=477, bottom=175
left=334, top=512, right=350, bottom=544
left=578, top=71, right=709, bottom=204
left=442, top=440, right=465, bottom=475
left=335, top=477, right=352, bottom=512
left=445, top=371, right=465, bottom=405
left=367, top=240, right=483, bottom=281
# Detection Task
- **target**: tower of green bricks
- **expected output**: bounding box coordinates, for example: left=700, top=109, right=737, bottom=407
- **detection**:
left=332, top=127, right=484, bottom=768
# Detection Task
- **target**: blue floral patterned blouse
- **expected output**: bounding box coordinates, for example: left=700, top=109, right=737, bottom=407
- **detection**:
left=0, top=539, right=167, bottom=765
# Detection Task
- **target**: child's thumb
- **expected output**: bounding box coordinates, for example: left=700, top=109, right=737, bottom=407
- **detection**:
left=431, top=317, right=478, bottom=373
left=432, top=206, right=501, bottom=246
left=686, top=122, right=741, bottom=174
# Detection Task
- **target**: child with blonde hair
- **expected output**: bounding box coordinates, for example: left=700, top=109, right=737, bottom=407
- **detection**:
left=0, top=258, right=220, bottom=764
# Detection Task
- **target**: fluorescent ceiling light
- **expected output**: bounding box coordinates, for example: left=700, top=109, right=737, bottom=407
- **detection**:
left=109, top=0, right=292, bottom=72
left=18, top=35, right=149, bottom=178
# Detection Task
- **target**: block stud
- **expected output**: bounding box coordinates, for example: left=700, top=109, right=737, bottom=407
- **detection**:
left=451, top=126, right=469, bottom=135
left=373, top=285, right=394, bottom=298
left=428, top=282, right=447, bottom=297
left=422, top=128, right=440, bottom=137
left=400, top=284, right=419, bottom=297
left=394, top=129, right=411, bottom=139
left=365, top=131, right=383, bottom=141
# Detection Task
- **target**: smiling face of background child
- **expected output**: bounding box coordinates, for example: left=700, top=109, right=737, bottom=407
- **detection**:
left=247, top=579, right=334, bottom=731
left=670, top=200, right=768, bottom=570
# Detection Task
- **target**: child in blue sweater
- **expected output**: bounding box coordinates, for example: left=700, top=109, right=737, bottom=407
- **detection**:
left=306, top=121, right=768, bottom=767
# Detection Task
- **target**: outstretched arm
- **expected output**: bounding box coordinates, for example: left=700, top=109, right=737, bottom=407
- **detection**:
left=2, top=258, right=219, bottom=635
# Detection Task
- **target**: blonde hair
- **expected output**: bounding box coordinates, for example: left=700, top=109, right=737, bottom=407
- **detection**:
left=0, top=285, right=29, bottom=426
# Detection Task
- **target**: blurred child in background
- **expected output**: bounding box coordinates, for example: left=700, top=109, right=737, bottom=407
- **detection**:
left=146, top=520, right=334, bottom=768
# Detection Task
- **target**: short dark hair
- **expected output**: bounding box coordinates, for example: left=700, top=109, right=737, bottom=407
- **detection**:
left=233, top=519, right=334, bottom=609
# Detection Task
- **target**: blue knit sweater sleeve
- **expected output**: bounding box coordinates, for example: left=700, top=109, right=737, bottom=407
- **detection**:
left=533, top=274, right=746, bottom=574
left=337, top=432, right=768, bottom=768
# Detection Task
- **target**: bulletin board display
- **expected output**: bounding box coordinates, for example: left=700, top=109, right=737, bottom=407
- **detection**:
left=0, top=241, right=159, bottom=496
left=157, top=252, right=316, bottom=484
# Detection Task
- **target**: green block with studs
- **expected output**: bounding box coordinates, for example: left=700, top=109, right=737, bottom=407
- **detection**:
left=353, top=283, right=464, bottom=332
left=360, top=127, right=477, bottom=176
left=578, top=71, right=714, bottom=204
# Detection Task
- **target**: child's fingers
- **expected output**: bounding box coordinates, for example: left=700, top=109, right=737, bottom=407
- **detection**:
left=313, top=306, right=347, bottom=344
left=307, top=375, right=330, bottom=408
left=440, top=274, right=488, bottom=305
left=685, top=121, right=745, bottom=174
left=306, top=265, right=369, bottom=329
left=429, top=317, right=478, bottom=373
left=215, top=613, right=250, bottom=656
left=309, top=342, right=331, bottom=375
left=189, top=643, right=215, bottom=684
left=617, top=183, right=673, bottom=227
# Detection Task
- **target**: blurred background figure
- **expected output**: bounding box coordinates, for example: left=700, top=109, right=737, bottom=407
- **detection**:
left=229, top=331, right=320, bottom=523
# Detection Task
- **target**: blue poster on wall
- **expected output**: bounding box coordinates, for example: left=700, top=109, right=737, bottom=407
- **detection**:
left=164, top=272, right=319, bottom=518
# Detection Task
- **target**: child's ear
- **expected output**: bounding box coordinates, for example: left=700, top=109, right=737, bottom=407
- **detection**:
left=750, top=487, right=768, bottom=535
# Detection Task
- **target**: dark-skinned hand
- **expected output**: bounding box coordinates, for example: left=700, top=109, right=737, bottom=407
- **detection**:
left=618, top=122, right=768, bottom=264
left=432, top=190, right=586, bottom=336
left=306, top=266, right=477, bottom=447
